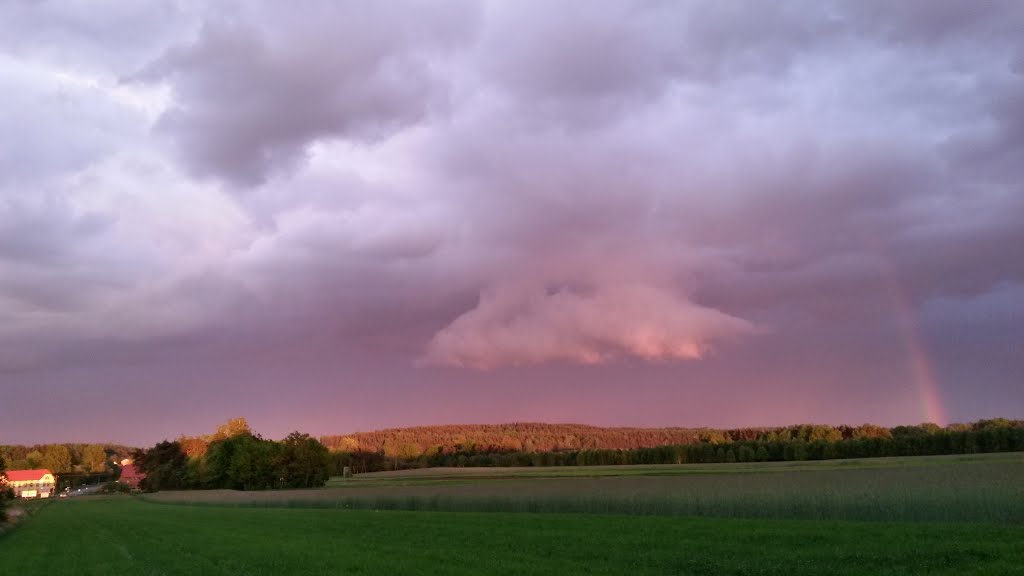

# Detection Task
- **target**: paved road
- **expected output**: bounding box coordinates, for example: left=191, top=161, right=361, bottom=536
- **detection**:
left=64, top=483, right=106, bottom=497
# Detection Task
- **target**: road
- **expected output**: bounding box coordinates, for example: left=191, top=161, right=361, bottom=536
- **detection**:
left=63, top=483, right=106, bottom=497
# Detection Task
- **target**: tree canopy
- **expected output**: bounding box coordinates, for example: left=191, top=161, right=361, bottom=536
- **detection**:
left=137, top=421, right=330, bottom=492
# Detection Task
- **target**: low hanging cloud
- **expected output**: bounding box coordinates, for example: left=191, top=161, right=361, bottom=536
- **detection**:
left=424, top=282, right=756, bottom=369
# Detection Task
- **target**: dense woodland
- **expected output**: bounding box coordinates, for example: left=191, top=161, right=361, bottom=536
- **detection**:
left=136, top=419, right=330, bottom=492
left=325, top=419, right=1024, bottom=473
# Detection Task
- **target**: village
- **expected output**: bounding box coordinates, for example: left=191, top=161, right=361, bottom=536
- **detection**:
left=1, top=461, right=145, bottom=500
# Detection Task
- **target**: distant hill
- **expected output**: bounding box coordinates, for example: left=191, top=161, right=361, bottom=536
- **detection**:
left=319, top=419, right=1023, bottom=458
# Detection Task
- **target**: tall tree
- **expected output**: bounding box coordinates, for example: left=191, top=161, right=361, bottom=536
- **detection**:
left=82, top=444, right=107, bottom=472
left=43, top=445, right=72, bottom=472
left=277, top=432, right=330, bottom=489
left=212, top=418, right=252, bottom=441
left=138, top=441, right=189, bottom=492
left=25, top=450, right=44, bottom=468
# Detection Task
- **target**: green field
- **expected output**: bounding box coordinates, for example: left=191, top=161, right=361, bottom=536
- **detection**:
left=3, top=453, right=1023, bottom=575
left=337, top=452, right=1024, bottom=481
left=2, top=498, right=1023, bottom=575
left=149, top=452, right=1024, bottom=523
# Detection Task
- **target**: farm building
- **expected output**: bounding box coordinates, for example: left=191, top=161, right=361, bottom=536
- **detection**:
left=1, top=469, right=57, bottom=498
left=118, top=464, right=145, bottom=489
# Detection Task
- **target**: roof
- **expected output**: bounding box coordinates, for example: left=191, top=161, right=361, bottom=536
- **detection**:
left=120, top=464, right=144, bottom=479
left=2, top=469, right=54, bottom=482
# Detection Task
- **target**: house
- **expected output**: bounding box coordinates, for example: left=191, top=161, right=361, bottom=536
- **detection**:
left=1, top=469, right=57, bottom=498
left=118, top=464, right=145, bottom=489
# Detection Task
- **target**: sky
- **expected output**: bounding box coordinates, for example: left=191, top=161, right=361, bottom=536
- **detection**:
left=1, top=1, right=1022, bottom=446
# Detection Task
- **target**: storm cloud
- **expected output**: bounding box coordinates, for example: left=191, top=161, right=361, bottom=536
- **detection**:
left=1, top=1, right=1022, bottom=443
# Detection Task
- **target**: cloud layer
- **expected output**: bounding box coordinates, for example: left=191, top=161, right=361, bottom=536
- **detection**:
left=1, top=1, right=1022, bottom=442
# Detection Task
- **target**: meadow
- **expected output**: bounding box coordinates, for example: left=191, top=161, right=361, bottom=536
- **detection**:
left=148, top=452, right=1024, bottom=523
left=3, top=498, right=1024, bottom=575
left=2, top=452, right=1022, bottom=575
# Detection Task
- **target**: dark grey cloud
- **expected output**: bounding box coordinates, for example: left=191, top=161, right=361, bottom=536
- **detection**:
left=144, top=1, right=478, bottom=185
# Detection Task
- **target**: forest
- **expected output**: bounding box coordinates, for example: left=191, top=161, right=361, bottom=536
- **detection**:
left=325, top=419, right=1024, bottom=473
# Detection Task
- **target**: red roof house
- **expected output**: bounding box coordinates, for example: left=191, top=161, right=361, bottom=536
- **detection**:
left=118, top=464, right=145, bottom=489
left=1, top=469, right=56, bottom=498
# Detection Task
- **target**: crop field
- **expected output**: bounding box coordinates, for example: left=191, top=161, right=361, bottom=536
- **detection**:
left=2, top=498, right=1023, bottom=575
left=147, top=452, right=1024, bottom=523
left=344, top=452, right=1024, bottom=481
left=2, top=453, right=1022, bottom=575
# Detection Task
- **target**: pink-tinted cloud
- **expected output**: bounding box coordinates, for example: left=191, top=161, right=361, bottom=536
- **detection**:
left=424, top=282, right=755, bottom=368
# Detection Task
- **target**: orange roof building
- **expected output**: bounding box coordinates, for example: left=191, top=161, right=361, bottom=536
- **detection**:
left=1, top=469, right=56, bottom=498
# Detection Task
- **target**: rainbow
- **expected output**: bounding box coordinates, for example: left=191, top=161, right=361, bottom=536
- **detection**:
left=871, top=246, right=948, bottom=426
left=889, top=287, right=948, bottom=426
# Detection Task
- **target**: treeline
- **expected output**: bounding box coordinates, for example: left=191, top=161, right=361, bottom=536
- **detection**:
left=0, top=443, right=135, bottom=475
left=319, top=422, right=901, bottom=460
left=322, top=423, right=705, bottom=455
left=137, top=419, right=330, bottom=492
left=326, top=419, right=1024, bottom=473
left=321, top=422, right=897, bottom=467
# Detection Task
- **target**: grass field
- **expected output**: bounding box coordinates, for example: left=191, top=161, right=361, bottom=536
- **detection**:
left=3, top=453, right=1022, bottom=574
left=2, top=498, right=1023, bottom=575
left=148, top=452, right=1024, bottom=523
left=340, top=452, right=1024, bottom=481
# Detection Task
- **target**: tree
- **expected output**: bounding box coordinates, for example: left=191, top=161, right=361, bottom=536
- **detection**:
left=43, top=445, right=72, bottom=473
left=224, top=434, right=279, bottom=490
left=82, top=444, right=107, bottom=473
left=212, top=418, right=252, bottom=441
left=202, top=433, right=280, bottom=490
left=276, top=432, right=331, bottom=489
left=25, top=451, right=44, bottom=468
left=138, top=441, right=189, bottom=492
left=179, top=436, right=210, bottom=458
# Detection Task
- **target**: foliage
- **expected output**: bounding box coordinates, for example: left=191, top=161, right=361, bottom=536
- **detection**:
left=326, top=419, right=1024, bottom=472
left=213, top=417, right=252, bottom=441
left=276, top=432, right=330, bottom=489
left=42, top=445, right=72, bottom=473
left=0, top=443, right=134, bottom=475
left=137, top=421, right=330, bottom=492
left=176, top=417, right=253, bottom=459
left=139, top=441, right=189, bottom=492
left=81, top=445, right=108, bottom=473
left=201, top=433, right=280, bottom=490
left=3, top=499, right=1024, bottom=575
